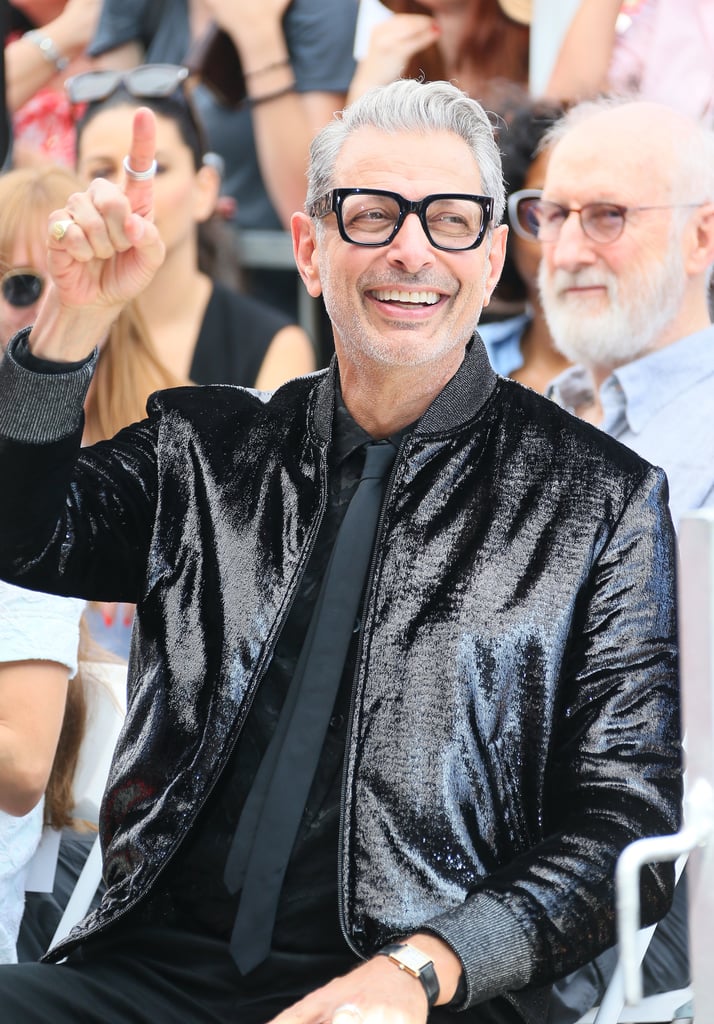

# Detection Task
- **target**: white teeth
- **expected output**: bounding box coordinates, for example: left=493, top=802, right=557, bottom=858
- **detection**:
left=372, top=289, right=440, bottom=305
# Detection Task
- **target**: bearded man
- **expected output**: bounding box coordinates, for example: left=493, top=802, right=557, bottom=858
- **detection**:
left=537, top=98, right=714, bottom=528
left=535, top=97, right=714, bottom=1023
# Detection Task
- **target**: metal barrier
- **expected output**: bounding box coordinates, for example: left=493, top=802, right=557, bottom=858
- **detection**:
left=235, top=229, right=322, bottom=345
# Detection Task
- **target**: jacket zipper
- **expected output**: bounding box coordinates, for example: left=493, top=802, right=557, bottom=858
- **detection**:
left=336, top=433, right=409, bottom=959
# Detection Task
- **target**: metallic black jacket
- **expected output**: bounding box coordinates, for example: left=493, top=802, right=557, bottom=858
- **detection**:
left=0, top=335, right=681, bottom=1020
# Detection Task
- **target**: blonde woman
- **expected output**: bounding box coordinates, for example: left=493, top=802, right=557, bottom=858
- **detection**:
left=0, top=165, right=185, bottom=445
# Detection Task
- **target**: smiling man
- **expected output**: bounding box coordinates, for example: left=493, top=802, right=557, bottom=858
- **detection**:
left=0, top=80, right=681, bottom=1024
left=539, top=98, right=714, bottom=527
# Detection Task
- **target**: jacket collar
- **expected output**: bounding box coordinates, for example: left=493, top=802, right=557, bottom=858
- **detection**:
left=312, top=332, right=497, bottom=443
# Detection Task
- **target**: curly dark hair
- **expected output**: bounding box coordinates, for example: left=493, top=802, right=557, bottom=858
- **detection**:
left=493, top=98, right=565, bottom=305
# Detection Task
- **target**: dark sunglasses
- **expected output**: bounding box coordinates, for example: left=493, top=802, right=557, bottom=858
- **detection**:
left=65, top=64, right=190, bottom=105
left=1, top=268, right=44, bottom=308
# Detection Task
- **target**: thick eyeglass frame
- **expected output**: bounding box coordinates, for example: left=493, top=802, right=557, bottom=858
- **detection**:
left=1, top=268, right=44, bottom=308
left=65, top=64, right=190, bottom=105
left=513, top=193, right=706, bottom=244
left=307, top=188, right=494, bottom=252
left=507, top=188, right=543, bottom=241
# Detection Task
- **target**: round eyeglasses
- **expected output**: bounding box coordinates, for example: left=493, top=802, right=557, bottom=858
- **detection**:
left=1, top=268, right=44, bottom=308
left=506, top=189, right=543, bottom=241
left=507, top=189, right=706, bottom=244
left=307, top=188, right=494, bottom=252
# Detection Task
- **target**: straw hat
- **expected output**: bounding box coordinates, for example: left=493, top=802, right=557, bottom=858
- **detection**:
left=497, top=0, right=532, bottom=25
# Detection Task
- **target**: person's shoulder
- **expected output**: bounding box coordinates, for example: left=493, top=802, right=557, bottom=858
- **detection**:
left=495, top=376, right=658, bottom=479
left=146, top=370, right=328, bottom=421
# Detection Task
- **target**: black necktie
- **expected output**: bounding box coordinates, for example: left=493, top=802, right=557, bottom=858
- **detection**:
left=225, top=440, right=397, bottom=974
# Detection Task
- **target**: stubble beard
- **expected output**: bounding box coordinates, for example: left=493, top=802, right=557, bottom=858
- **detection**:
left=318, top=253, right=488, bottom=371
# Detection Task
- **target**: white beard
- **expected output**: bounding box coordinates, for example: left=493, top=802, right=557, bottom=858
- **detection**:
left=538, top=242, right=688, bottom=371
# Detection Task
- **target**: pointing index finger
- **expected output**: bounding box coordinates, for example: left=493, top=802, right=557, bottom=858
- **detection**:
left=124, top=106, right=157, bottom=218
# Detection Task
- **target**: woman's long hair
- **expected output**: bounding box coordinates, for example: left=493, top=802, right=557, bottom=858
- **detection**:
left=84, top=303, right=185, bottom=444
left=0, top=165, right=80, bottom=277
left=383, top=0, right=529, bottom=104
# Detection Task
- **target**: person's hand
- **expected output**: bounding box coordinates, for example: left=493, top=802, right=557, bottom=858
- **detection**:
left=53, top=0, right=103, bottom=51
left=348, top=15, right=440, bottom=101
left=29, top=106, right=165, bottom=362
left=95, top=601, right=135, bottom=629
left=265, top=956, right=429, bottom=1024
left=204, top=0, right=292, bottom=46
left=46, top=106, right=164, bottom=317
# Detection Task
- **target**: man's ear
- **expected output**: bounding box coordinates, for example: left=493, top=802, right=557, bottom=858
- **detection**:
left=291, top=211, right=323, bottom=298
left=481, top=224, right=509, bottom=309
left=685, top=202, right=714, bottom=277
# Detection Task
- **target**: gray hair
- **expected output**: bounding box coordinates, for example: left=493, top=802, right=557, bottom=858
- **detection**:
left=541, top=95, right=714, bottom=205
left=306, top=79, right=506, bottom=223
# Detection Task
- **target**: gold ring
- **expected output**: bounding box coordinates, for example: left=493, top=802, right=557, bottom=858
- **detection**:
left=50, top=219, right=74, bottom=242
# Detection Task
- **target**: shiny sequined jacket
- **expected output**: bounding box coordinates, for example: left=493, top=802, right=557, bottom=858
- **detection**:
left=0, top=333, right=681, bottom=1022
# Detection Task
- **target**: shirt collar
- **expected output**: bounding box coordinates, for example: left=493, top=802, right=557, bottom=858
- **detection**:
left=607, top=325, right=714, bottom=434
left=332, top=379, right=412, bottom=466
left=548, top=325, right=714, bottom=435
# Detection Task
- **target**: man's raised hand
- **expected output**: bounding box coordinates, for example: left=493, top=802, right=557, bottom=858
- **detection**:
left=29, top=107, right=165, bottom=362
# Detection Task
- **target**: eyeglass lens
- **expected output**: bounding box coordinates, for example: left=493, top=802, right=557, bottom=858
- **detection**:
left=1, top=271, right=44, bottom=308
left=514, top=197, right=541, bottom=238
left=340, top=192, right=486, bottom=250
left=66, top=64, right=189, bottom=104
left=531, top=201, right=626, bottom=243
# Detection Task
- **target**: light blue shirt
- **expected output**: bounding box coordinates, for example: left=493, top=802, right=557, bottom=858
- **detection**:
left=477, top=313, right=531, bottom=377
left=548, top=326, right=714, bottom=528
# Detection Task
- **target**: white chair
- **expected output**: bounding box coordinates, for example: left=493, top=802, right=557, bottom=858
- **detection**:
left=575, top=855, right=689, bottom=1024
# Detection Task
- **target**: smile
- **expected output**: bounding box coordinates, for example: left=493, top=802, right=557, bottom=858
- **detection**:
left=370, top=289, right=441, bottom=306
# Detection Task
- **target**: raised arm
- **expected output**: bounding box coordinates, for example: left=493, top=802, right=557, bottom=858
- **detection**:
left=4, top=0, right=102, bottom=112
left=0, top=584, right=84, bottom=817
left=543, top=0, right=623, bottom=102
left=206, top=0, right=354, bottom=227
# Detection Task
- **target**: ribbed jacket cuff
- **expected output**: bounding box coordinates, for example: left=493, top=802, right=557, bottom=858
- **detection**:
left=424, top=892, right=535, bottom=1009
left=0, top=328, right=97, bottom=442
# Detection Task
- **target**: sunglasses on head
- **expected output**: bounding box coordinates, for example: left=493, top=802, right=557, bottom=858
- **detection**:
left=65, top=64, right=190, bottom=105
left=1, top=268, right=44, bottom=308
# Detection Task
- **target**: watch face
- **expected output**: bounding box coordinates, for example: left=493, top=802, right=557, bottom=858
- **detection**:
left=391, top=944, right=433, bottom=975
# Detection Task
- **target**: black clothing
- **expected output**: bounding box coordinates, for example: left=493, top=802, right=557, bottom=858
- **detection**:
left=191, top=281, right=291, bottom=387
left=0, top=331, right=681, bottom=1022
left=138, top=395, right=378, bottom=956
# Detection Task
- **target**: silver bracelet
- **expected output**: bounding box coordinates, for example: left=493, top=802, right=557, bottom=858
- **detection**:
left=23, top=30, right=69, bottom=72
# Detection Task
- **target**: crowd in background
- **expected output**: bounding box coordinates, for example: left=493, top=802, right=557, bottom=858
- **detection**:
left=0, top=5, right=712, bottom=1022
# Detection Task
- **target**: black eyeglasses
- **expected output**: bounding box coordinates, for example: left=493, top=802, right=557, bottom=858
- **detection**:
left=65, top=64, right=190, bottom=105
left=307, top=188, right=494, bottom=252
left=509, top=191, right=706, bottom=244
left=1, top=268, right=44, bottom=308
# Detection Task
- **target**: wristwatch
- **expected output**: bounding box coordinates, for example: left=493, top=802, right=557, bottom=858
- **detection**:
left=377, top=942, right=440, bottom=1008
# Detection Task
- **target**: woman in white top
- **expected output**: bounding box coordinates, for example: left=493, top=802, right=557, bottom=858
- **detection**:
left=0, top=580, right=84, bottom=963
